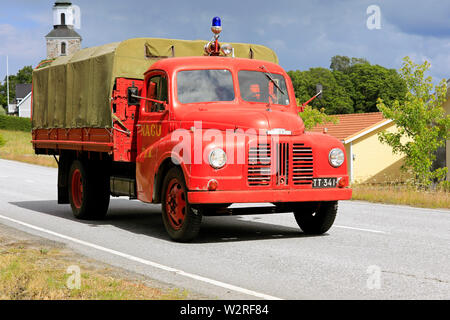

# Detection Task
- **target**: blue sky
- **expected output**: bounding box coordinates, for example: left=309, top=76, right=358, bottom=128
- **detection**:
left=0, top=0, right=449, bottom=86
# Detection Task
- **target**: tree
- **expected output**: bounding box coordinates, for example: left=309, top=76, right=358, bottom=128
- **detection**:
left=300, top=105, right=338, bottom=130
left=0, top=65, right=33, bottom=107
left=350, top=64, right=407, bottom=113
left=330, top=55, right=369, bottom=73
left=288, top=67, right=354, bottom=114
left=289, top=56, right=406, bottom=115
left=377, top=57, right=450, bottom=187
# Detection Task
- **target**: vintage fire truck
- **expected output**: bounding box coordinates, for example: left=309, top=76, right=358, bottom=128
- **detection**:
left=32, top=18, right=352, bottom=242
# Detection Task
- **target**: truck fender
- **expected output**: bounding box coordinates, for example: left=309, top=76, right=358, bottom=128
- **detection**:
left=152, top=152, right=190, bottom=203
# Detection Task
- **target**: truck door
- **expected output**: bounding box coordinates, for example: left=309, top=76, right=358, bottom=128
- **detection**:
left=137, top=72, right=170, bottom=163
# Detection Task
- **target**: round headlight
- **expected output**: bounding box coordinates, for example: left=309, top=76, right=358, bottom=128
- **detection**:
left=209, top=148, right=227, bottom=169
left=221, top=43, right=233, bottom=56
left=329, top=148, right=345, bottom=168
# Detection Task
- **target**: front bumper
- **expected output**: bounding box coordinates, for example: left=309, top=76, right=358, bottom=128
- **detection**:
left=188, top=187, right=352, bottom=204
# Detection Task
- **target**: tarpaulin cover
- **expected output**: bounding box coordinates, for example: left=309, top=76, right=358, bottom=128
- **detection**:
left=32, top=38, right=278, bottom=129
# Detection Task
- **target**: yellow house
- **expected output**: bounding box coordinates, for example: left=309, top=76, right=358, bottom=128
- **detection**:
left=312, top=113, right=407, bottom=183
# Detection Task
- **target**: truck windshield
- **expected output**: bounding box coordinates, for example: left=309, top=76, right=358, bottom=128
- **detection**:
left=238, top=70, right=290, bottom=105
left=177, top=69, right=235, bottom=104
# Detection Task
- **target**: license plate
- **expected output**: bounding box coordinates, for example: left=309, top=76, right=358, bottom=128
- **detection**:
left=313, top=178, right=337, bottom=188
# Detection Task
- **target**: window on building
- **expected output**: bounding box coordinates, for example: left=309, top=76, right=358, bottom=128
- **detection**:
left=61, top=13, right=66, bottom=25
left=61, top=42, right=66, bottom=55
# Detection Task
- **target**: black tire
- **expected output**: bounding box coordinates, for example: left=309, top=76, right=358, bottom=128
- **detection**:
left=68, top=160, right=110, bottom=220
left=161, top=167, right=202, bottom=242
left=293, top=201, right=338, bottom=235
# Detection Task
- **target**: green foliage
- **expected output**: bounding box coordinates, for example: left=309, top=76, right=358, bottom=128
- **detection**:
left=350, top=64, right=407, bottom=113
left=300, top=105, right=339, bottom=130
left=288, top=56, right=407, bottom=115
left=288, top=67, right=354, bottom=114
left=377, top=57, right=450, bottom=187
left=330, top=55, right=369, bottom=73
left=0, top=115, right=32, bottom=132
left=0, top=133, right=4, bottom=147
left=0, top=66, right=33, bottom=107
left=0, top=106, right=6, bottom=116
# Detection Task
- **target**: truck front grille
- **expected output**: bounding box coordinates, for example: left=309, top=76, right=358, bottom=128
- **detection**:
left=247, top=142, right=314, bottom=187
left=292, top=143, right=313, bottom=185
left=247, top=143, right=271, bottom=186
left=276, top=142, right=289, bottom=185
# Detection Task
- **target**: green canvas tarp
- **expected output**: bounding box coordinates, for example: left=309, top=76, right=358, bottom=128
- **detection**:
left=32, top=38, right=278, bottom=130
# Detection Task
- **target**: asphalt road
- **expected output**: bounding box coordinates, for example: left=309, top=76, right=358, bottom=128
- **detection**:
left=0, top=159, right=449, bottom=299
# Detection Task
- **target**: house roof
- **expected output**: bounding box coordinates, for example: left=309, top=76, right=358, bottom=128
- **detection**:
left=15, top=83, right=32, bottom=99
left=311, top=112, right=391, bottom=143
left=46, top=25, right=81, bottom=39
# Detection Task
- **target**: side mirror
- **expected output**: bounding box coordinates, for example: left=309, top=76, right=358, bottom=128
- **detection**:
left=316, top=84, right=323, bottom=99
left=127, top=82, right=140, bottom=106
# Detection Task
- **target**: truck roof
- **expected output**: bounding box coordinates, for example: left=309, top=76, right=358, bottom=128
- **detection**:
left=148, top=56, right=284, bottom=75
left=32, top=38, right=278, bottom=130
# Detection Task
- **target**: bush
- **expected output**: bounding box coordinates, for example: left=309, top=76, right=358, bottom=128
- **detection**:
left=0, top=115, right=31, bottom=132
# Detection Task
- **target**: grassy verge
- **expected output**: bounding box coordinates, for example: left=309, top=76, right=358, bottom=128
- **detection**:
left=0, top=129, right=56, bottom=167
left=0, top=231, right=190, bottom=300
left=352, top=184, right=449, bottom=209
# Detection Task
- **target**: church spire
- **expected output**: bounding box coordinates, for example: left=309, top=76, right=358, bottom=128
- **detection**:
left=45, top=1, right=82, bottom=59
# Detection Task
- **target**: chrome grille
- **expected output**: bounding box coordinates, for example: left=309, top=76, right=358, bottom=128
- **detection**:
left=247, top=143, right=271, bottom=186
left=292, top=143, right=313, bottom=185
left=276, top=142, right=289, bottom=185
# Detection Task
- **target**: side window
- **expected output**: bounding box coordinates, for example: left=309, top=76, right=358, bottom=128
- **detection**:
left=146, top=75, right=168, bottom=112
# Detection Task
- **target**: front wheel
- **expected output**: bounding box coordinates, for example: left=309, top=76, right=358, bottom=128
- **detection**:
left=161, top=167, right=202, bottom=242
left=293, top=201, right=338, bottom=235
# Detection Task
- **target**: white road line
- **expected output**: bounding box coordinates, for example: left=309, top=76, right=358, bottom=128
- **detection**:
left=0, top=214, right=282, bottom=300
left=334, top=225, right=387, bottom=234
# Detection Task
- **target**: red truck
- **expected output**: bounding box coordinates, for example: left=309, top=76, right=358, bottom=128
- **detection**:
left=32, top=20, right=351, bottom=241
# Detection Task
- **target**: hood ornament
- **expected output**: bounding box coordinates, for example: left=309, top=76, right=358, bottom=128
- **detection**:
left=267, top=128, right=292, bottom=135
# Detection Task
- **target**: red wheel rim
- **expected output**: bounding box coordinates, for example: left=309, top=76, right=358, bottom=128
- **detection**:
left=165, top=178, right=186, bottom=230
left=71, top=169, right=83, bottom=209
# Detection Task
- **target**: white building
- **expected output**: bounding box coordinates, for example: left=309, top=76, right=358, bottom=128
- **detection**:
left=17, top=92, right=32, bottom=118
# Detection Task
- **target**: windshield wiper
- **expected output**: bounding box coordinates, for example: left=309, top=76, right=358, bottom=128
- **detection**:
left=259, top=65, right=285, bottom=95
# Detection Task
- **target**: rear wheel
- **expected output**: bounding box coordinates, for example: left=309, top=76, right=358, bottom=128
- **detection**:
left=161, top=167, right=202, bottom=242
left=68, top=160, right=110, bottom=220
left=293, top=201, right=338, bottom=235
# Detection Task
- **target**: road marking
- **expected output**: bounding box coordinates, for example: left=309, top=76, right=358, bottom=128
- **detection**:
left=334, top=225, right=387, bottom=234
left=0, top=213, right=282, bottom=300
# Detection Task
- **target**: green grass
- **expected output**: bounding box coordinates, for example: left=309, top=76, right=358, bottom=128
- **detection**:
left=0, top=240, right=189, bottom=300
left=0, top=129, right=56, bottom=167
left=352, top=183, right=449, bottom=209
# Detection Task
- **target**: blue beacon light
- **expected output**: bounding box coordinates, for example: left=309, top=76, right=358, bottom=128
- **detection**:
left=211, top=16, right=222, bottom=35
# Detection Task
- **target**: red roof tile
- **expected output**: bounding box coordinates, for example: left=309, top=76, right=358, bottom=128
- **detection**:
left=310, top=112, right=388, bottom=141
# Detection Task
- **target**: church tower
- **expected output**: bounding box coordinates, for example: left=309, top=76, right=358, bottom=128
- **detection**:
left=45, top=1, right=82, bottom=59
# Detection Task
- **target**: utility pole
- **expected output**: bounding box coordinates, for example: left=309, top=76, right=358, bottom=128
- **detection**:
left=6, top=55, right=9, bottom=107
